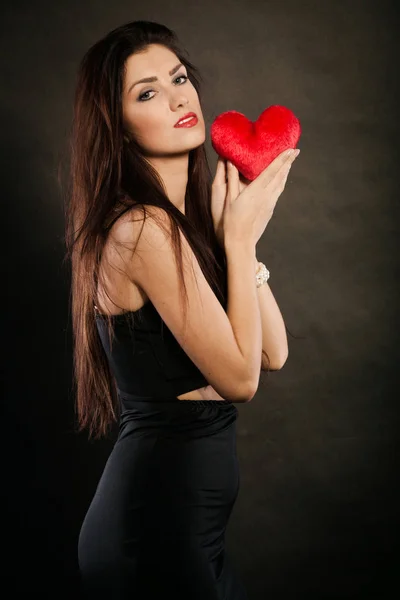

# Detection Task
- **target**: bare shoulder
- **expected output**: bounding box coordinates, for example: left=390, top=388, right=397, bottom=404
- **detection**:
left=111, top=203, right=252, bottom=402
left=110, top=205, right=170, bottom=247
left=105, top=204, right=161, bottom=268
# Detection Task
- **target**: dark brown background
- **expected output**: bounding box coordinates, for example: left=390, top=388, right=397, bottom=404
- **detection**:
left=2, top=0, right=399, bottom=597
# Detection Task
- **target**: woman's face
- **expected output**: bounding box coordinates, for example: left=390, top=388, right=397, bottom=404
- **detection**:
left=122, top=44, right=206, bottom=157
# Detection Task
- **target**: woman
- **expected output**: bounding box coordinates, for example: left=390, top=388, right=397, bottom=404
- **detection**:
left=65, top=19, right=298, bottom=599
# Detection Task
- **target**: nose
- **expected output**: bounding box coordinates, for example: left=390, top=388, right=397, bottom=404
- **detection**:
left=171, top=89, right=190, bottom=109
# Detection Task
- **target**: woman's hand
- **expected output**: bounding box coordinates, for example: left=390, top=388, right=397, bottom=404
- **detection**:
left=211, top=157, right=251, bottom=248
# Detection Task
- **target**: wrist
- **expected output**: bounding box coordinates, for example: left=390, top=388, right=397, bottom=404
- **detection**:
left=224, top=236, right=256, bottom=257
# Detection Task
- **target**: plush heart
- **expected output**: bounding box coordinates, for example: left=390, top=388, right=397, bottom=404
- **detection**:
left=210, top=105, right=301, bottom=181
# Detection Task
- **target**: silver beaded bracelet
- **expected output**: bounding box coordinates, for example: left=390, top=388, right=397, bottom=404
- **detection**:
left=256, top=262, right=270, bottom=288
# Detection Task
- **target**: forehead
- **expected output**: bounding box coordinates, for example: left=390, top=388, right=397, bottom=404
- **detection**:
left=124, top=44, right=179, bottom=77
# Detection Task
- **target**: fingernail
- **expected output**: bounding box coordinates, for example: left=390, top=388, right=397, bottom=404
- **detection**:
left=287, top=149, right=294, bottom=156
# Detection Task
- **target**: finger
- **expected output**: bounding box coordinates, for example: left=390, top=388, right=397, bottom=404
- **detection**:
left=212, top=156, right=227, bottom=186
left=276, top=150, right=299, bottom=181
left=256, top=149, right=298, bottom=190
left=272, top=160, right=294, bottom=197
left=270, top=149, right=297, bottom=177
left=226, top=160, right=240, bottom=201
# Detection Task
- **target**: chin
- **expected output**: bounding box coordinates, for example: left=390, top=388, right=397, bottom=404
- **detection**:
left=190, top=127, right=206, bottom=147
left=175, top=130, right=206, bottom=153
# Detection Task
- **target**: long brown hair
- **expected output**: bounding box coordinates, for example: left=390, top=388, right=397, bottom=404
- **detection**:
left=62, top=20, right=272, bottom=440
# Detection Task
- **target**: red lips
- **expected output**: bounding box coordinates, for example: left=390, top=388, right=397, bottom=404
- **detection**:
left=210, top=105, right=301, bottom=181
left=174, top=112, right=198, bottom=127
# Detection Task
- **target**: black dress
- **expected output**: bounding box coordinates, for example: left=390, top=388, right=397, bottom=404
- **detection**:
left=78, top=302, right=248, bottom=599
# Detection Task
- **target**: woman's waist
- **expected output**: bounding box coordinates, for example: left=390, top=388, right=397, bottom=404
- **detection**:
left=117, top=387, right=235, bottom=410
left=116, top=388, right=238, bottom=440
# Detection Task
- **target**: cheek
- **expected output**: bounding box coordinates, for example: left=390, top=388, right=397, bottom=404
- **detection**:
left=130, top=109, right=164, bottom=138
left=127, top=108, right=174, bottom=151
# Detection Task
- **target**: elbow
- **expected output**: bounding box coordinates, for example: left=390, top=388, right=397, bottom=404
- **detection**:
left=240, top=376, right=259, bottom=403
left=243, top=381, right=258, bottom=402
left=262, top=351, right=289, bottom=372
left=236, top=352, right=289, bottom=403
left=275, top=351, right=289, bottom=370
left=229, top=377, right=257, bottom=403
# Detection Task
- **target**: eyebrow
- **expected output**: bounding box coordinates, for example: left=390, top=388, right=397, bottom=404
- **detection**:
left=127, top=63, right=184, bottom=95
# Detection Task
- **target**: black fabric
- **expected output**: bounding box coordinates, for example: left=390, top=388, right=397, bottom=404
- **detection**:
left=95, top=301, right=210, bottom=399
left=78, top=395, right=247, bottom=599
left=96, top=202, right=221, bottom=399
left=78, top=253, right=247, bottom=598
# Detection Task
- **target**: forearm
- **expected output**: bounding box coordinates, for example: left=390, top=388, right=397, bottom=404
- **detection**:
left=255, top=255, right=288, bottom=368
left=224, top=240, right=262, bottom=395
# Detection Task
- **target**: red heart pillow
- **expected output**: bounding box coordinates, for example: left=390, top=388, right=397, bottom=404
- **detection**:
left=210, top=105, right=301, bottom=181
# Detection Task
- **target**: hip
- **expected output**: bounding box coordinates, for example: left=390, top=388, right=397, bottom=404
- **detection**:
left=78, top=419, right=241, bottom=579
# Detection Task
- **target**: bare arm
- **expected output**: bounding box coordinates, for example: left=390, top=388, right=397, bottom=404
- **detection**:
left=254, top=256, right=288, bottom=370
left=120, top=207, right=259, bottom=402
left=225, top=239, right=262, bottom=398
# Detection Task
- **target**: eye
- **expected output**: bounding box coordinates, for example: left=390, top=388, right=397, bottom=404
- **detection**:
left=138, top=74, right=188, bottom=102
